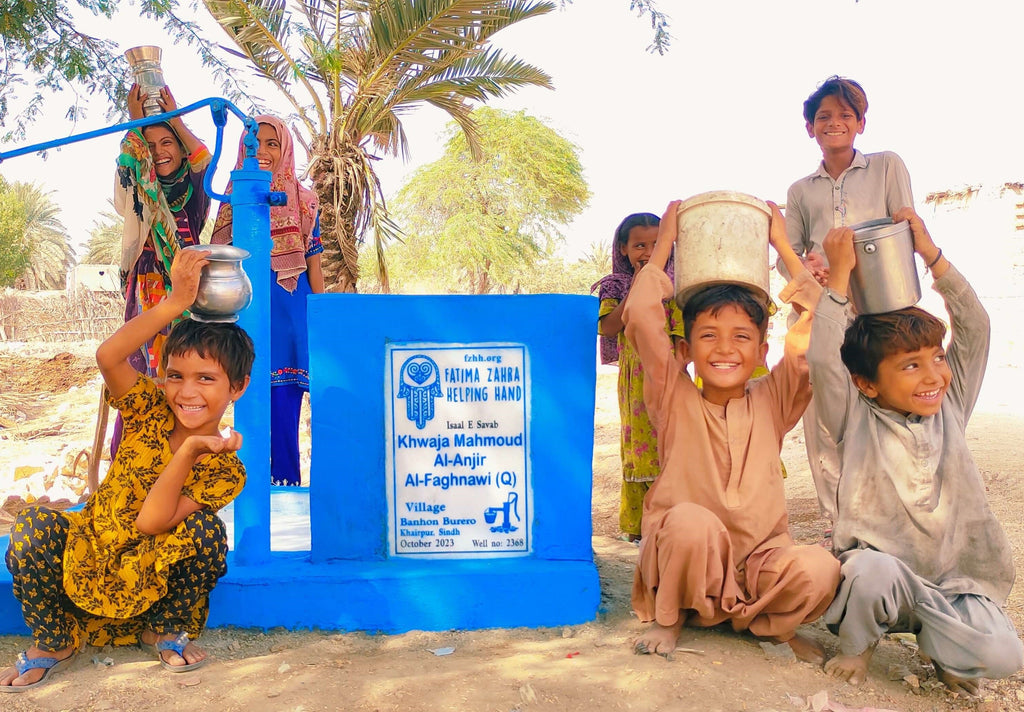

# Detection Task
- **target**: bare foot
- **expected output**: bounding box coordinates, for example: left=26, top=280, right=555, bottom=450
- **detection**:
left=0, top=645, right=75, bottom=688
left=633, top=619, right=684, bottom=658
left=824, top=646, right=875, bottom=685
left=767, top=633, right=826, bottom=665
left=140, top=631, right=208, bottom=669
left=933, top=660, right=981, bottom=698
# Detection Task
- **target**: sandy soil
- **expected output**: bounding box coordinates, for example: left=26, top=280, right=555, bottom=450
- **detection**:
left=1, top=338, right=1023, bottom=711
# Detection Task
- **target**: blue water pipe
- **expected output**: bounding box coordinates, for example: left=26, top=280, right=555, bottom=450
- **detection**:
left=0, top=98, right=279, bottom=565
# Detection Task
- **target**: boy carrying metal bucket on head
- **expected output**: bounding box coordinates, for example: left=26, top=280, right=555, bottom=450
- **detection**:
left=807, top=209, right=1023, bottom=696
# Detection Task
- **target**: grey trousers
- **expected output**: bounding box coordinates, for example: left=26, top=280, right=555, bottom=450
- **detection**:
left=824, top=549, right=1023, bottom=679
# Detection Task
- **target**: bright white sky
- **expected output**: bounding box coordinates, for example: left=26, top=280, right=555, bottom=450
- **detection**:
left=2, top=0, right=1022, bottom=260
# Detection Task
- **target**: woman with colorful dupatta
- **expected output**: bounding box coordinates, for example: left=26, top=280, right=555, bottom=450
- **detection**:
left=211, top=116, right=324, bottom=486
left=112, top=84, right=212, bottom=453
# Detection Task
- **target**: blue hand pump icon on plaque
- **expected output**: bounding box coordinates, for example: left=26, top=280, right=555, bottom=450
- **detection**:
left=484, top=491, right=520, bottom=533
left=397, top=354, right=442, bottom=429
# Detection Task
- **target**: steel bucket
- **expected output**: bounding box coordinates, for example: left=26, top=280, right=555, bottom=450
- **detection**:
left=184, top=244, right=253, bottom=323
left=124, top=45, right=165, bottom=117
left=673, top=190, right=771, bottom=311
left=849, top=218, right=921, bottom=315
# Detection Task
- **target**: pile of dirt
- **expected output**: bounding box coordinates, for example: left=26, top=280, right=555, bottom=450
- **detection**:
left=0, top=352, right=97, bottom=396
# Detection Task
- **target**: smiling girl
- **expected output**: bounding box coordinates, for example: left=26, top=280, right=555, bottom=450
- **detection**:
left=593, top=213, right=684, bottom=541
left=211, top=116, right=323, bottom=486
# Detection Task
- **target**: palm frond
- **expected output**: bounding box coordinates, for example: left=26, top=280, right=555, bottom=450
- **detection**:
left=203, top=0, right=328, bottom=133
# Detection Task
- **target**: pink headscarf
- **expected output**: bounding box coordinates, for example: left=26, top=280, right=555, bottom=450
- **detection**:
left=211, top=115, right=318, bottom=292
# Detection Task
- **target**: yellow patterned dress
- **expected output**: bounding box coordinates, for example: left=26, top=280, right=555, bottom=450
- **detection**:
left=60, top=375, right=244, bottom=646
left=600, top=298, right=686, bottom=537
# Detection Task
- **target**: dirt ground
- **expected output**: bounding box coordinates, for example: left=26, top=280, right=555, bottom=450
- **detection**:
left=1, top=341, right=1023, bottom=712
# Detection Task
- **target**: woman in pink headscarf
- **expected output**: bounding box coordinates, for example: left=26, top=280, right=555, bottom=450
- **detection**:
left=211, top=116, right=323, bottom=486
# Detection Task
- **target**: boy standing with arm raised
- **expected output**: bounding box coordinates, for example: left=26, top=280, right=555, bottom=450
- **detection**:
left=625, top=201, right=839, bottom=662
left=808, top=211, right=1023, bottom=695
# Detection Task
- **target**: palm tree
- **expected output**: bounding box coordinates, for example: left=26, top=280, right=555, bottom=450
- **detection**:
left=11, top=182, right=75, bottom=289
left=82, top=201, right=124, bottom=266
left=202, top=0, right=555, bottom=292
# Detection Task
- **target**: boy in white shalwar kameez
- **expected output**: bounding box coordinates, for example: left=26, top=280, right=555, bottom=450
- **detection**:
left=807, top=208, right=1023, bottom=696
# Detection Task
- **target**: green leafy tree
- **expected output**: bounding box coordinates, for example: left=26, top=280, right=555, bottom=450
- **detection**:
left=0, top=179, right=30, bottom=287
left=11, top=182, right=75, bottom=289
left=562, top=1, right=670, bottom=54
left=387, top=107, right=588, bottom=294
left=0, top=0, right=247, bottom=139
left=203, top=0, right=555, bottom=292
left=82, top=201, right=124, bottom=265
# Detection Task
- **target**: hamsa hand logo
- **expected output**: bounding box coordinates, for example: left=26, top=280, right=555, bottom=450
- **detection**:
left=397, top=355, right=442, bottom=429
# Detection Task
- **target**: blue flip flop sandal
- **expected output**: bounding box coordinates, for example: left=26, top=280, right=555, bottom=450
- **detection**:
left=139, top=633, right=206, bottom=673
left=0, top=650, right=76, bottom=693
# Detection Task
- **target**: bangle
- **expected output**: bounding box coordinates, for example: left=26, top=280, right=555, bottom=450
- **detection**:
left=826, top=288, right=849, bottom=306
left=926, top=248, right=943, bottom=270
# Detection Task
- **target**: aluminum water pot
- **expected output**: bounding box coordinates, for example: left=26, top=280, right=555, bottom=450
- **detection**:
left=849, top=218, right=921, bottom=315
left=184, top=244, right=253, bottom=323
left=673, top=190, right=771, bottom=311
left=124, top=46, right=165, bottom=117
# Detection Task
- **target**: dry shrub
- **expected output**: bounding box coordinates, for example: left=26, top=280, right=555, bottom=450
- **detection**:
left=0, top=288, right=124, bottom=342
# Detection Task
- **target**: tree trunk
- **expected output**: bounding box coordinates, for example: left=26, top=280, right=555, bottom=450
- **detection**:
left=312, top=134, right=360, bottom=293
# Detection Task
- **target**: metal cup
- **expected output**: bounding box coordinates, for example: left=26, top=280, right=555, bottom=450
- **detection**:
left=124, top=45, right=165, bottom=116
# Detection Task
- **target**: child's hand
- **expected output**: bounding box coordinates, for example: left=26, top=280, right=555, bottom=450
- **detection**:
left=186, top=429, right=244, bottom=459
left=822, top=227, right=855, bottom=276
left=169, top=248, right=210, bottom=311
left=803, top=252, right=830, bottom=287
left=893, top=207, right=940, bottom=261
left=650, top=200, right=681, bottom=271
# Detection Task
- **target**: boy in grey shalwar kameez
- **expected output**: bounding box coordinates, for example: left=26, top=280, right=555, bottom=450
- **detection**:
left=806, top=208, right=1023, bottom=696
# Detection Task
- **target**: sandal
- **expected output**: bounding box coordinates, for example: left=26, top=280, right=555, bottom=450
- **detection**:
left=139, top=632, right=206, bottom=673
left=0, top=650, right=76, bottom=693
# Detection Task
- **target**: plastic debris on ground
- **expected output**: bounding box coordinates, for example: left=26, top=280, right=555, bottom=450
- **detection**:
left=427, top=646, right=455, bottom=656
left=785, top=690, right=899, bottom=712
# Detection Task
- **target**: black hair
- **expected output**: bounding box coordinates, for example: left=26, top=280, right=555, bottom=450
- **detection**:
left=161, top=319, right=255, bottom=388
left=683, top=284, right=769, bottom=342
left=614, top=213, right=660, bottom=248
left=840, top=307, right=947, bottom=381
left=803, top=75, right=869, bottom=123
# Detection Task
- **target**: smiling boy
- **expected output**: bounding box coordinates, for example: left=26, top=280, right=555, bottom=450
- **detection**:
left=783, top=76, right=914, bottom=286
left=625, top=201, right=839, bottom=663
left=808, top=210, right=1023, bottom=695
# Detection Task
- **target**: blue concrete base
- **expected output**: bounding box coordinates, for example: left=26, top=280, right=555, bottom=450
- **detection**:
left=0, top=543, right=599, bottom=634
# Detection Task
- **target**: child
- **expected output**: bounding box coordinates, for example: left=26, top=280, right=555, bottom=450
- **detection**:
left=784, top=75, right=914, bottom=285
left=626, top=201, right=839, bottom=662
left=594, top=212, right=684, bottom=541
left=784, top=75, right=914, bottom=525
left=1, top=249, right=253, bottom=691
left=212, top=115, right=323, bottom=486
left=809, top=210, right=1023, bottom=695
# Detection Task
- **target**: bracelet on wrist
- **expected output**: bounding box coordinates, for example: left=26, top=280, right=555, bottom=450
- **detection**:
left=926, top=248, right=943, bottom=271
left=826, top=288, right=849, bottom=306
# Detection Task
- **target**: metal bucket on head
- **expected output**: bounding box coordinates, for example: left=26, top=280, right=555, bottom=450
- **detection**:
left=849, top=218, right=921, bottom=315
left=673, top=190, right=771, bottom=312
left=124, top=45, right=165, bottom=117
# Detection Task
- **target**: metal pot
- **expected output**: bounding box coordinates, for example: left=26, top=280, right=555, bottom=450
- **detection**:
left=673, top=190, right=771, bottom=311
left=849, top=218, right=921, bottom=315
left=124, top=45, right=165, bottom=117
left=184, top=244, right=253, bottom=323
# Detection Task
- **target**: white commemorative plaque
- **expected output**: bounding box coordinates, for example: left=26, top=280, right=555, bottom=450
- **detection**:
left=385, top=343, right=531, bottom=557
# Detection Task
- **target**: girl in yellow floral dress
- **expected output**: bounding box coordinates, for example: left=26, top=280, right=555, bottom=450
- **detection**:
left=1, top=250, right=253, bottom=691
left=595, top=213, right=685, bottom=542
